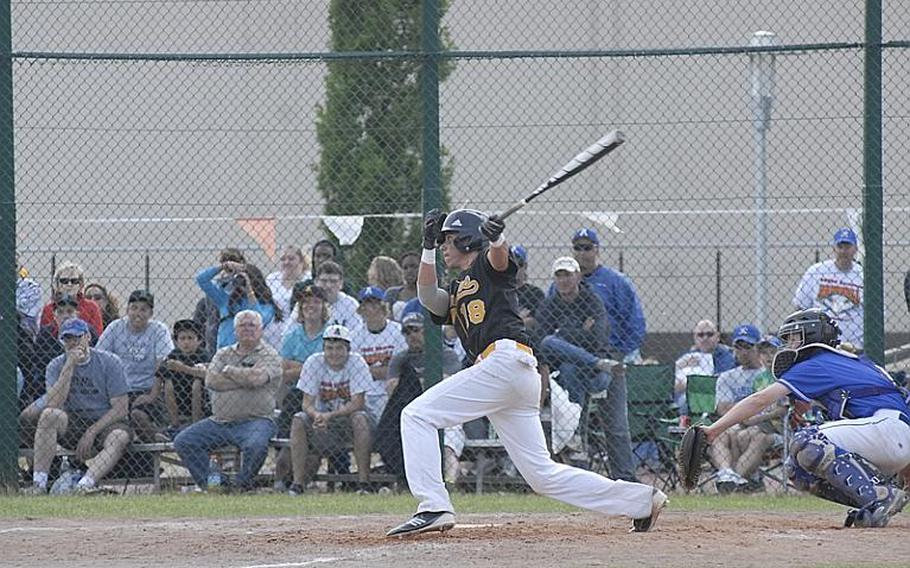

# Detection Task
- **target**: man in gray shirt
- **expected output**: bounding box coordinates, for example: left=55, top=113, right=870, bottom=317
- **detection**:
left=97, top=290, right=173, bottom=441
left=173, top=310, right=281, bottom=492
left=22, top=318, right=132, bottom=495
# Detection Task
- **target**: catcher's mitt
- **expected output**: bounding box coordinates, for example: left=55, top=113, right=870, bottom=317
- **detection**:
left=678, top=425, right=709, bottom=491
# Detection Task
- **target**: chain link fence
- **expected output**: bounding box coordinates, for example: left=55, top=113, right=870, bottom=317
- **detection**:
left=4, top=2, right=909, bottom=498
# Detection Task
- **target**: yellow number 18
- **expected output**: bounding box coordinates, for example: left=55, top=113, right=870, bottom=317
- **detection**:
left=460, top=299, right=486, bottom=326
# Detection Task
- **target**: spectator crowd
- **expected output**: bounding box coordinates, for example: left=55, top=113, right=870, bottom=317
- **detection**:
left=11, top=225, right=874, bottom=496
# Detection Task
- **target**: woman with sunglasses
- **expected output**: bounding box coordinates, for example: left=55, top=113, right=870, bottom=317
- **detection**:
left=83, top=283, right=121, bottom=331
left=38, top=261, right=104, bottom=336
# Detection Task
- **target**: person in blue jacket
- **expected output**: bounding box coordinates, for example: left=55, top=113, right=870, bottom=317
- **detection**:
left=196, top=260, right=279, bottom=349
left=553, top=228, right=646, bottom=363
left=705, top=308, right=910, bottom=528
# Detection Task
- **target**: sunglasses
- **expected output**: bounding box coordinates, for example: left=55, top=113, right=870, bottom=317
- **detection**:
left=85, top=294, right=105, bottom=301
left=733, top=342, right=756, bottom=350
left=402, top=327, right=422, bottom=335
left=57, top=278, right=82, bottom=285
left=572, top=244, right=595, bottom=252
left=695, top=331, right=716, bottom=338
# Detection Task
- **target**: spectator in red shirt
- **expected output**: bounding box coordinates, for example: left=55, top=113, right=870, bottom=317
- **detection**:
left=39, top=262, right=103, bottom=337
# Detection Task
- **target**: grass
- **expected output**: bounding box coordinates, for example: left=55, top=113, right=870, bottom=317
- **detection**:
left=0, top=491, right=841, bottom=519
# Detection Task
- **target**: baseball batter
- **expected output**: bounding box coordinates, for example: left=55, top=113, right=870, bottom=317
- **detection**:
left=386, top=209, right=666, bottom=537
left=704, top=308, right=910, bottom=527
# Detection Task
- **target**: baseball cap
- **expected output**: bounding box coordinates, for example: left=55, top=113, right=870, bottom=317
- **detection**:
left=358, top=286, right=385, bottom=302
left=731, top=323, right=762, bottom=346
left=54, top=292, right=79, bottom=309
left=571, top=228, right=600, bottom=245
left=511, top=245, right=528, bottom=266
left=758, top=334, right=783, bottom=349
left=552, top=256, right=581, bottom=275
left=59, top=318, right=90, bottom=338
left=323, top=324, right=352, bottom=343
left=401, top=311, right=425, bottom=329
left=833, top=227, right=858, bottom=246
left=128, top=289, right=154, bottom=308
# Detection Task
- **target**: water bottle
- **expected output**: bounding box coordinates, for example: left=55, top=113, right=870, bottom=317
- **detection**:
left=207, top=459, right=222, bottom=487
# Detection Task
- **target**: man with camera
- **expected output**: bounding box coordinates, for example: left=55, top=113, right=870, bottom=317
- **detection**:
left=173, top=310, right=282, bottom=492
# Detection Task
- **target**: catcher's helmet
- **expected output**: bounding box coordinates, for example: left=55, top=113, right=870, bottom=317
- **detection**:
left=777, top=308, right=840, bottom=348
left=439, top=209, right=488, bottom=253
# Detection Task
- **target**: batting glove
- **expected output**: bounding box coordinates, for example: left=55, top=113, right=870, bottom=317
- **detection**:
left=480, top=214, right=505, bottom=242
left=423, top=209, right=447, bottom=249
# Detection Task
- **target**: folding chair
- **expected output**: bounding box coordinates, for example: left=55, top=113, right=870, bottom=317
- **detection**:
left=683, top=374, right=719, bottom=490
left=624, top=364, right=681, bottom=491
left=685, top=374, right=718, bottom=425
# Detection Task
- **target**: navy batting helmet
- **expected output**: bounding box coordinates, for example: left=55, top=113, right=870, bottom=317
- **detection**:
left=777, top=308, right=840, bottom=348
left=439, top=209, right=488, bottom=253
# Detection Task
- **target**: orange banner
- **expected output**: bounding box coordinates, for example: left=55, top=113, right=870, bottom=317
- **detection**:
left=236, top=217, right=277, bottom=261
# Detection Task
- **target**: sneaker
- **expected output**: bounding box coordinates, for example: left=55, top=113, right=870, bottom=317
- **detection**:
left=287, top=483, right=305, bottom=497
left=851, top=488, right=910, bottom=528
left=386, top=511, right=456, bottom=537
left=631, top=488, right=668, bottom=532
left=595, top=359, right=621, bottom=373
left=355, top=482, right=374, bottom=495
left=715, top=480, right=738, bottom=494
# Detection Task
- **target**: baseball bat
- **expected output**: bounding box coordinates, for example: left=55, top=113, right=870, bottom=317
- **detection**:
left=498, top=130, right=625, bottom=220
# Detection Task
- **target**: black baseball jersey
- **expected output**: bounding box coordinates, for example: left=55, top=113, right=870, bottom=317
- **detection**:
left=430, top=251, right=529, bottom=362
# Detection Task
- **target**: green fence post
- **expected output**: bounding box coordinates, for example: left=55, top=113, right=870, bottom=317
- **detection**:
left=0, top=0, right=16, bottom=490
left=863, top=0, right=884, bottom=363
left=421, top=0, right=443, bottom=390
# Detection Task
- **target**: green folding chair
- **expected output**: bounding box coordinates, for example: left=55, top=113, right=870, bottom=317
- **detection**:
left=685, top=374, right=718, bottom=425
left=625, top=364, right=680, bottom=491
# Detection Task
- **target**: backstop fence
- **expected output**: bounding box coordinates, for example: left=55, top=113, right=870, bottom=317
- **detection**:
left=1, top=1, right=907, bottom=496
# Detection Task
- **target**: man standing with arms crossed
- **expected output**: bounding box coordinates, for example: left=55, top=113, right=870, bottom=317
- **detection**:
left=386, top=209, right=666, bottom=537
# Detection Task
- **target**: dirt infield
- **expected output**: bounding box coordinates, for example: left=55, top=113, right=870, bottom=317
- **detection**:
left=3, top=510, right=909, bottom=568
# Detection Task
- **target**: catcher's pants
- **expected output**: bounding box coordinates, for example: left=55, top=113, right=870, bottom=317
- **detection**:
left=400, top=338, right=654, bottom=518
left=818, top=408, right=910, bottom=476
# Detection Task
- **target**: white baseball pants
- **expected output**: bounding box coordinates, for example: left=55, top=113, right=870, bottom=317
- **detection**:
left=400, top=339, right=654, bottom=518
left=820, top=408, right=910, bottom=476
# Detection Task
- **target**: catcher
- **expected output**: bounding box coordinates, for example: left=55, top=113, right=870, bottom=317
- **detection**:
left=680, top=308, right=910, bottom=528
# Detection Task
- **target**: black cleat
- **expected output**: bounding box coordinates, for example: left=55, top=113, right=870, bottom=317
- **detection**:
left=386, top=511, right=455, bottom=537
left=631, top=489, right=668, bottom=533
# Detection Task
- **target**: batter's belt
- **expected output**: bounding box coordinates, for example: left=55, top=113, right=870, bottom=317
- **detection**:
left=476, top=339, right=534, bottom=362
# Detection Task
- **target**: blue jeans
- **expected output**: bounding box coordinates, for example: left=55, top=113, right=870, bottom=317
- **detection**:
left=174, top=417, right=277, bottom=489
left=540, top=335, right=637, bottom=482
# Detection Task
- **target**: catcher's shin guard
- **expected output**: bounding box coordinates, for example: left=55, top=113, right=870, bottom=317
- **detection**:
left=789, top=426, right=887, bottom=509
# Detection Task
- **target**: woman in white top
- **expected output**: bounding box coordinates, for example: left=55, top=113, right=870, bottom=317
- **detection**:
left=265, top=246, right=311, bottom=346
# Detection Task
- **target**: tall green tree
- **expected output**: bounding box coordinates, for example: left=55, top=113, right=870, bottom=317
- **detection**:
left=315, top=1, right=454, bottom=290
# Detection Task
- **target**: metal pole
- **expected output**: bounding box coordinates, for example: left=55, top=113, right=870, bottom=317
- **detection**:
left=715, top=250, right=722, bottom=331
left=421, top=0, right=443, bottom=389
left=0, top=0, right=15, bottom=490
left=863, top=0, right=884, bottom=362
left=144, top=252, right=150, bottom=291
left=750, top=31, right=777, bottom=333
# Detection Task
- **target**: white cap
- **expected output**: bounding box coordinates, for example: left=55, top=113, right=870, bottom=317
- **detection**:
left=323, top=324, right=352, bottom=343
left=551, top=256, right=580, bottom=275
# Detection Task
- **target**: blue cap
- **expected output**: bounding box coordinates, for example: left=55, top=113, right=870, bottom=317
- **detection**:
left=401, top=311, right=425, bottom=328
left=511, top=245, right=528, bottom=265
left=758, top=334, right=783, bottom=349
left=833, top=227, right=857, bottom=246
left=572, top=228, right=600, bottom=245
left=59, top=318, right=90, bottom=338
left=731, top=323, right=761, bottom=346
left=358, top=286, right=385, bottom=302
left=400, top=297, right=422, bottom=319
